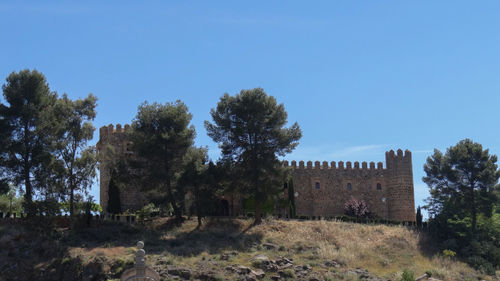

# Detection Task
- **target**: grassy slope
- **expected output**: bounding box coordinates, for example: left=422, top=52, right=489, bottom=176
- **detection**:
left=152, top=218, right=482, bottom=281
left=0, top=217, right=496, bottom=281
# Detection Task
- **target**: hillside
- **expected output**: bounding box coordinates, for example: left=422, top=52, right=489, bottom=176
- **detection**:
left=0, top=217, right=496, bottom=281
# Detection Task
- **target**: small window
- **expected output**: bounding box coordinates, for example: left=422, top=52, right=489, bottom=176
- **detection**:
left=347, top=183, right=352, bottom=191
left=377, top=183, right=382, bottom=190
left=315, top=182, right=320, bottom=189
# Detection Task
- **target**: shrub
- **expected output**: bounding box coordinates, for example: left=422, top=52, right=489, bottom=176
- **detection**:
left=399, top=269, right=415, bottom=281
left=282, top=269, right=295, bottom=279
left=343, top=198, right=371, bottom=219
left=442, top=249, right=456, bottom=258
left=135, top=203, right=157, bottom=221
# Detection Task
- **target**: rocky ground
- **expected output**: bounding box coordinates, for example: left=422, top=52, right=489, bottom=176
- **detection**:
left=0, top=217, right=497, bottom=281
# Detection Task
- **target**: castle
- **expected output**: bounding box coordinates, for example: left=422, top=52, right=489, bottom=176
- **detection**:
left=97, top=124, right=415, bottom=222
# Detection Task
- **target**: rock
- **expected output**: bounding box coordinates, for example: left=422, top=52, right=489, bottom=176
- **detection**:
left=196, top=271, right=220, bottom=281
left=415, top=273, right=428, bottom=281
left=324, top=260, right=341, bottom=268
left=309, top=278, right=320, bottom=281
left=251, top=268, right=266, bottom=279
left=220, top=253, right=231, bottom=260
left=344, top=268, right=384, bottom=281
left=237, top=265, right=252, bottom=274
left=270, top=276, right=280, bottom=281
left=82, top=256, right=107, bottom=281
left=276, top=257, right=293, bottom=266
left=225, top=265, right=237, bottom=272
left=251, top=254, right=270, bottom=262
left=167, top=266, right=192, bottom=279
left=262, top=243, right=278, bottom=250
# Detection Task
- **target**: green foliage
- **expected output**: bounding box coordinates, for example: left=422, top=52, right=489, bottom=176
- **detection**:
left=205, top=88, right=301, bottom=224
left=135, top=203, right=157, bottom=221
left=282, top=269, right=295, bottom=279
left=0, top=188, right=24, bottom=214
left=52, top=93, right=98, bottom=221
left=0, top=69, right=58, bottom=215
left=399, top=269, right=415, bottom=281
left=423, top=139, right=500, bottom=272
left=128, top=100, right=195, bottom=218
left=442, top=249, right=456, bottom=258
left=179, top=147, right=224, bottom=226
left=59, top=200, right=102, bottom=214
left=416, top=206, right=423, bottom=228
left=107, top=175, right=121, bottom=214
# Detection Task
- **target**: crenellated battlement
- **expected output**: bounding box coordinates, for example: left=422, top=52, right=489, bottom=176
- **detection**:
left=283, top=149, right=412, bottom=172
left=99, top=124, right=131, bottom=139
left=98, top=122, right=416, bottom=222
left=283, top=159, right=384, bottom=170
left=385, top=149, right=411, bottom=159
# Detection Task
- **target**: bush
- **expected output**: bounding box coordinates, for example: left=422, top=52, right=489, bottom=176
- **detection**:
left=135, top=203, right=157, bottom=221
left=399, top=269, right=415, bottom=281
left=344, top=198, right=371, bottom=219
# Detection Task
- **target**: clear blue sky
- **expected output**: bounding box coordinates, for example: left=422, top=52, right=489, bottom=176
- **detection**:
left=2, top=1, right=500, bottom=218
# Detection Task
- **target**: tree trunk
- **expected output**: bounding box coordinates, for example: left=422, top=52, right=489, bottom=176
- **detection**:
left=69, top=187, right=75, bottom=228
left=254, top=199, right=262, bottom=225
left=24, top=169, right=34, bottom=217
left=470, top=181, right=477, bottom=234
left=195, top=185, right=202, bottom=228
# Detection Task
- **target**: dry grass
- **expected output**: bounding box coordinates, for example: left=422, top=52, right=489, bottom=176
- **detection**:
left=59, top=217, right=493, bottom=281
left=229, top=218, right=482, bottom=281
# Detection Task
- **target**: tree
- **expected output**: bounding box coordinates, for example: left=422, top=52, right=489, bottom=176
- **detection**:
left=205, top=88, right=302, bottom=224
left=179, top=146, right=212, bottom=227
left=107, top=173, right=121, bottom=214
left=423, top=139, right=499, bottom=232
left=0, top=69, right=58, bottom=216
left=416, top=205, right=423, bottom=229
left=423, top=139, right=500, bottom=272
left=129, top=101, right=195, bottom=219
left=52, top=94, right=98, bottom=225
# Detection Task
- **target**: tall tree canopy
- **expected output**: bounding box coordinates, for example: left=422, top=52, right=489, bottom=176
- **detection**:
left=179, top=146, right=211, bottom=227
left=129, top=101, right=195, bottom=219
left=0, top=69, right=58, bottom=215
left=423, top=139, right=500, bottom=272
left=205, top=88, right=301, bottom=224
left=52, top=93, right=98, bottom=224
left=423, top=139, right=499, bottom=231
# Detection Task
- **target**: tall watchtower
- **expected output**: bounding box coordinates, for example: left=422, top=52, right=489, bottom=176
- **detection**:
left=97, top=124, right=145, bottom=213
left=385, top=149, right=415, bottom=221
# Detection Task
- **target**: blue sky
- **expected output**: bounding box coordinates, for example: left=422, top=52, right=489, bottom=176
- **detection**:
left=1, top=1, right=500, bottom=218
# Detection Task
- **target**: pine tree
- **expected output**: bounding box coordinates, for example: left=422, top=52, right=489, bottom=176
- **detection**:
left=107, top=176, right=121, bottom=214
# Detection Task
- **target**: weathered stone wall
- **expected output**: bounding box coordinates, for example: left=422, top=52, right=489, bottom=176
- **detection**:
left=285, top=149, right=415, bottom=221
left=98, top=124, right=415, bottom=221
left=97, top=124, right=146, bottom=213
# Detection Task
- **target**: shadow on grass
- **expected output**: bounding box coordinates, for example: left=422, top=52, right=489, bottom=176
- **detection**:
left=415, top=229, right=440, bottom=258
left=146, top=217, right=264, bottom=256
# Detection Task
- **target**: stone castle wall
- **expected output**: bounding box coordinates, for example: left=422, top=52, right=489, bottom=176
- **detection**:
left=98, top=124, right=415, bottom=221
left=285, top=149, right=415, bottom=221
left=97, top=124, right=146, bottom=213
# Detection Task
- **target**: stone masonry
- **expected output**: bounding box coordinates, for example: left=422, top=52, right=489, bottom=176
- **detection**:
left=98, top=124, right=415, bottom=221
left=97, top=124, right=146, bottom=213
left=284, top=149, right=415, bottom=221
